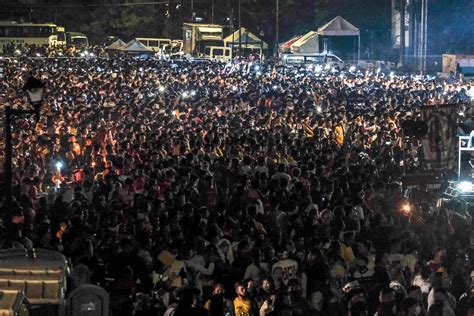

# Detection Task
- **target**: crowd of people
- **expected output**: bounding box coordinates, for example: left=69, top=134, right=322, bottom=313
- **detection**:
left=2, top=43, right=105, bottom=58
left=0, top=53, right=474, bottom=316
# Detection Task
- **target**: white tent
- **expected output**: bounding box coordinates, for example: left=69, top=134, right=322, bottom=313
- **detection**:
left=290, top=31, right=319, bottom=54
left=119, top=39, right=154, bottom=53
left=317, top=16, right=360, bottom=60
left=224, top=27, right=268, bottom=57
left=105, top=39, right=126, bottom=51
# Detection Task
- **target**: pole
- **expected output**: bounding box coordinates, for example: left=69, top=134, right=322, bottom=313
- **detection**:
left=399, top=0, right=406, bottom=67
left=4, top=106, right=12, bottom=223
left=211, top=0, right=214, bottom=24
left=275, top=0, right=279, bottom=57
left=238, top=0, right=242, bottom=57
left=166, top=0, right=170, bottom=38
left=419, top=0, right=424, bottom=75
left=191, top=0, right=194, bottom=22
left=422, top=0, right=428, bottom=74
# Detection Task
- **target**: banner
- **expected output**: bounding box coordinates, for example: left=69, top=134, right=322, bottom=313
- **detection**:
left=271, top=259, right=298, bottom=286
left=421, top=105, right=458, bottom=170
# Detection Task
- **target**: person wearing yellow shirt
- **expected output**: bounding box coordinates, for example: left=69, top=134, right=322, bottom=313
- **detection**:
left=340, top=231, right=355, bottom=265
left=334, top=121, right=345, bottom=146
left=234, top=281, right=257, bottom=316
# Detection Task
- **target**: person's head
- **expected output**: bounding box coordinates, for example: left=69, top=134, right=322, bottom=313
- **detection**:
left=379, top=287, right=396, bottom=304
left=262, top=278, right=273, bottom=293
left=287, top=278, right=302, bottom=297
left=433, top=287, right=448, bottom=305
left=402, top=297, right=422, bottom=316
left=433, top=247, right=446, bottom=263
left=212, top=282, right=225, bottom=295
left=235, top=281, right=247, bottom=299
left=406, top=285, right=422, bottom=303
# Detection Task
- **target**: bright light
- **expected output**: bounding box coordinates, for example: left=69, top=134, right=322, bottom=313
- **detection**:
left=254, top=65, right=260, bottom=71
left=315, top=65, right=323, bottom=72
left=256, top=71, right=262, bottom=76
left=36, top=53, right=41, bottom=57
left=191, top=90, right=196, bottom=96
left=159, top=86, right=165, bottom=93
left=15, top=50, right=21, bottom=55
left=55, top=161, right=63, bottom=170
left=182, top=91, right=189, bottom=98
left=273, top=85, right=278, bottom=90
left=349, top=66, right=356, bottom=72
left=80, top=52, right=85, bottom=57
left=390, top=71, right=395, bottom=78
left=377, top=68, right=381, bottom=75
left=402, top=204, right=411, bottom=215
left=232, top=86, right=238, bottom=91
left=316, top=106, right=322, bottom=113
left=460, top=111, right=465, bottom=116
left=457, top=181, right=472, bottom=192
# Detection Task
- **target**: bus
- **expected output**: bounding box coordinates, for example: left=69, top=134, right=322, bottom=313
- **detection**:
left=0, top=21, right=66, bottom=54
left=66, top=31, right=89, bottom=47
left=136, top=38, right=171, bottom=52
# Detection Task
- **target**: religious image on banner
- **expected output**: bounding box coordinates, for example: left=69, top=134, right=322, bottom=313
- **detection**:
left=271, top=259, right=298, bottom=289
left=421, top=105, right=458, bottom=170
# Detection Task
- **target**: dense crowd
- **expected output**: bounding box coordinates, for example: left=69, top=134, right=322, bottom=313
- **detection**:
left=2, top=43, right=105, bottom=58
left=0, top=55, right=474, bottom=316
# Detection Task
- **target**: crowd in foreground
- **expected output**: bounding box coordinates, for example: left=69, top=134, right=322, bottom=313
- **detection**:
left=0, top=54, right=474, bottom=316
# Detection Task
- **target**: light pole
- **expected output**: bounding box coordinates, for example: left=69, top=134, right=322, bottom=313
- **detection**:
left=275, top=0, right=279, bottom=57
left=238, top=0, right=242, bottom=57
left=4, top=76, right=45, bottom=224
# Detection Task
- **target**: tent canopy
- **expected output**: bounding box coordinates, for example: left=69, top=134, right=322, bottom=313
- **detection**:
left=318, top=16, right=360, bottom=36
left=224, top=27, right=268, bottom=49
left=105, top=39, right=126, bottom=51
left=290, top=31, right=319, bottom=54
left=119, top=39, right=154, bottom=53
left=280, top=35, right=302, bottom=52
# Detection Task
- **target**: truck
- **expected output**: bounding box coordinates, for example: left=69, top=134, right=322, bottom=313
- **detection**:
left=66, top=31, right=89, bottom=47
left=182, top=23, right=232, bottom=61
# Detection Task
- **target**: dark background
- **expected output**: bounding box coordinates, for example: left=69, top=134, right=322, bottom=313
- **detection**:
left=1, top=0, right=473, bottom=60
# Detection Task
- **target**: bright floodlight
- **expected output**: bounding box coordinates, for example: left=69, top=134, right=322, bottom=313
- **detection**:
left=191, top=90, right=196, bottom=96
left=316, top=106, right=322, bottom=113
left=182, top=91, right=189, bottom=98
left=349, top=66, right=356, bottom=72
left=55, top=161, right=63, bottom=170
left=159, top=86, right=165, bottom=93
left=457, top=181, right=472, bottom=192
left=232, top=86, right=238, bottom=91
left=273, top=85, right=278, bottom=90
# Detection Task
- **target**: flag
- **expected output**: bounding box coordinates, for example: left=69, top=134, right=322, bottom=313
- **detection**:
left=420, top=105, right=458, bottom=170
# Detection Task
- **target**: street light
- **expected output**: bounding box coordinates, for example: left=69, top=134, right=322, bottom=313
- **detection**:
left=4, top=76, right=45, bottom=224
